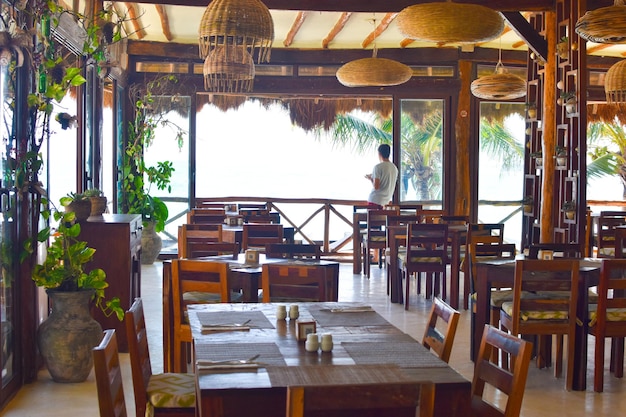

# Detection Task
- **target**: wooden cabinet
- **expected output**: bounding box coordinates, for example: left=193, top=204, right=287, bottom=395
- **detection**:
left=81, top=214, right=142, bottom=351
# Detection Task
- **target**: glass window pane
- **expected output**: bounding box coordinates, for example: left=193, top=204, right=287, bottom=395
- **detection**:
left=399, top=99, right=444, bottom=208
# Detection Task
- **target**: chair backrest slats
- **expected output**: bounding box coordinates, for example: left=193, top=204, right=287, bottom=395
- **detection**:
left=93, top=329, right=128, bottom=417
left=125, top=298, right=152, bottom=417
left=261, top=264, right=327, bottom=302
left=422, top=297, right=460, bottom=363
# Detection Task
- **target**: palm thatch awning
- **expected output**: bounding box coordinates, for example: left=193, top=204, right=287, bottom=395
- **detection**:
left=588, top=103, right=626, bottom=124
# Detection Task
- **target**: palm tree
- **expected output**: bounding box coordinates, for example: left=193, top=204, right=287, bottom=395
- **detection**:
left=324, top=103, right=523, bottom=201
left=587, top=122, right=626, bottom=199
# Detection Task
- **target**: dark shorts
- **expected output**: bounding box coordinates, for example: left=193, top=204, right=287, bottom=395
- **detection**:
left=367, top=202, right=383, bottom=210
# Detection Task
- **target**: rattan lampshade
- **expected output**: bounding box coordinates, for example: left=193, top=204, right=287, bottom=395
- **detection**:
left=336, top=56, right=412, bottom=87
left=471, top=63, right=526, bottom=100
left=198, top=0, right=274, bottom=63
left=605, top=59, right=626, bottom=103
left=575, top=0, right=626, bottom=44
left=397, top=2, right=504, bottom=44
left=203, top=45, right=255, bottom=93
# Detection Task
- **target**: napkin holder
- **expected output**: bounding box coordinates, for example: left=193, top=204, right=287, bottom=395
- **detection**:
left=245, top=249, right=259, bottom=265
left=295, top=320, right=316, bottom=341
left=225, top=215, right=243, bottom=226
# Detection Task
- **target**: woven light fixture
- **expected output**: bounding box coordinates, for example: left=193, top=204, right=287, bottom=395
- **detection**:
left=397, top=1, right=504, bottom=44
left=575, top=0, right=626, bottom=44
left=605, top=59, right=626, bottom=103
left=336, top=52, right=412, bottom=87
left=203, top=45, right=255, bottom=93
left=471, top=46, right=526, bottom=100
left=198, top=0, right=274, bottom=63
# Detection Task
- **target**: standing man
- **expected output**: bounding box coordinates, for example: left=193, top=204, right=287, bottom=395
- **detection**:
left=365, top=144, right=398, bottom=209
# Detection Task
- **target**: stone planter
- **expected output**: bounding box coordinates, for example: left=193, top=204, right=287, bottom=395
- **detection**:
left=141, top=221, right=162, bottom=264
left=556, top=156, right=567, bottom=166
left=66, top=199, right=91, bottom=222
left=565, top=210, right=575, bottom=220
left=89, top=196, right=107, bottom=217
left=37, top=289, right=103, bottom=383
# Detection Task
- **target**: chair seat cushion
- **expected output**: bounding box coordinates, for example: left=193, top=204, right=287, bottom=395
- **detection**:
left=147, top=372, right=196, bottom=412
left=535, top=289, right=598, bottom=303
left=501, top=301, right=568, bottom=321
left=369, top=236, right=387, bottom=242
left=397, top=251, right=444, bottom=266
left=598, top=247, right=615, bottom=257
left=471, top=290, right=539, bottom=307
left=588, top=304, right=626, bottom=326
left=183, top=291, right=243, bottom=303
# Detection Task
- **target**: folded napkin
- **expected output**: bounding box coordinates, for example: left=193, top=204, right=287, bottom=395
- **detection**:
left=329, top=306, right=374, bottom=313
left=196, top=360, right=260, bottom=371
left=201, top=325, right=250, bottom=333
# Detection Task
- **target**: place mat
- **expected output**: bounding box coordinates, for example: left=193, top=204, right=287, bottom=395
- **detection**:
left=307, top=305, right=389, bottom=327
left=195, top=310, right=274, bottom=329
left=267, top=364, right=410, bottom=387
left=341, top=342, right=448, bottom=368
left=195, top=343, right=287, bottom=366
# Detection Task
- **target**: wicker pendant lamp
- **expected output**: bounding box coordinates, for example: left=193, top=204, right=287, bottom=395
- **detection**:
left=198, top=0, right=274, bottom=63
left=575, top=0, right=626, bottom=44
left=203, top=44, right=255, bottom=93
left=397, top=1, right=504, bottom=44
left=605, top=59, right=626, bottom=103
left=471, top=47, right=526, bottom=100
left=336, top=49, right=412, bottom=87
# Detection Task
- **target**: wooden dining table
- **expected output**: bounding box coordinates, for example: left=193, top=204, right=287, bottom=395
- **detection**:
left=188, top=302, right=470, bottom=417
left=162, top=255, right=340, bottom=372
left=473, top=257, right=601, bottom=391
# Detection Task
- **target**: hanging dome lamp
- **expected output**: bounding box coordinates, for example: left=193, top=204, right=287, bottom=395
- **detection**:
left=336, top=48, right=413, bottom=87
left=605, top=59, right=626, bottom=103
left=575, top=0, right=626, bottom=44
left=471, top=47, right=526, bottom=100
left=397, top=1, right=504, bottom=44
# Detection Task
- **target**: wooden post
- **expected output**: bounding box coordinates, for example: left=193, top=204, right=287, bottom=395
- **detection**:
left=540, top=11, right=557, bottom=243
left=454, top=60, right=471, bottom=216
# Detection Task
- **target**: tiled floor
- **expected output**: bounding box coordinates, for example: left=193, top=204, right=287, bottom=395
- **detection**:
left=3, top=262, right=626, bottom=416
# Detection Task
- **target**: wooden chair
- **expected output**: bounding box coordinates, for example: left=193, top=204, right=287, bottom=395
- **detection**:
left=589, top=259, right=626, bottom=392
left=261, top=264, right=327, bottom=302
left=184, top=242, right=239, bottom=259
left=597, top=211, right=626, bottom=257
left=463, top=223, right=505, bottom=309
left=499, top=259, right=579, bottom=390
left=265, top=243, right=321, bottom=259
left=527, top=243, right=582, bottom=259
left=93, top=329, right=127, bottom=417
left=186, top=208, right=226, bottom=224
left=242, top=223, right=283, bottom=251
left=400, top=223, right=448, bottom=310
left=385, top=214, right=420, bottom=295
left=422, top=297, right=460, bottom=363
left=416, top=209, right=444, bottom=224
left=614, top=226, right=626, bottom=258
left=178, top=223, right=223, bottom=258
left=171, top=259, right=232, bottom=372
left=286, top=381, right=435, bottom=417
left=471, top=325, right=532, bottom=417
left=363, top=209, right=397, bottom=278
left=125, top=298, right=195, bottom=417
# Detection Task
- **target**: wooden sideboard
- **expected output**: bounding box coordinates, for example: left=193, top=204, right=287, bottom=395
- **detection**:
left=81, top=214, right=142, bottom=352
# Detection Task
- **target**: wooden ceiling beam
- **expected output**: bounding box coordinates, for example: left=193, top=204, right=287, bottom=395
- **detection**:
left=362, top=12, right=396, bottom=49
left=283, top=11, right=308, bottom=47
left=501, top=11, right=547, bottom=62
left=322, top=12, right=352, bottom=49
left=155, top=4, right=173, bottom=41
left=124, top=3, right=147, bottom=39
left=114, top=0, right=561, bottom=12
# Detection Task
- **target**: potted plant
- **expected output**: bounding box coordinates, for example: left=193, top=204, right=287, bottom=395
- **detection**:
left=530, top=151, right=543, bottom=168
left=83, top=188, right=107, bottom=217
left=557, top=36, right=569, bottom=59
left=522, top=196, right=534, bottom=214
left=562, top=200, right=576, bottom=220
left=63, top=192, right=91, bottom=222
left=29, top=197, right=123, bottom=383
left=556, top=145, right=567, bottom=166
left=121, top=76, right=185, bottom=264
left=525, top=101, right=537, bottom=119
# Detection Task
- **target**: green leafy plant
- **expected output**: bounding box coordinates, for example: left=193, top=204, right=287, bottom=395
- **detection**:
left=29, top=198, right=123, bottom=320
left=522, top=195, right=534, bottom=205
left=562, top=200, right=576, bottom=211
left=83, top=188, right=104, bottom=198
left=530, top=151, right=542, bottom=158
left=556, top=145, right=567, bottom=157
left=121, top=75, right=185, bottom=232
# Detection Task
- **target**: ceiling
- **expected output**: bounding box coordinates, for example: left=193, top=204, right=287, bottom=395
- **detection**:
left=105, top=0, right=626, bottom=59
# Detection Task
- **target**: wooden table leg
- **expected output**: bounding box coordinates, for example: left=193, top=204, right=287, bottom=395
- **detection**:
left=472, top=264, right=491, bottom=361
left=449, top=232, right=460, bottom=310
left=162, top=261, right=173, bottom=373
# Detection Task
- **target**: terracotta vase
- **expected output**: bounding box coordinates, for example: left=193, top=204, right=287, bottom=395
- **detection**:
left=37, top=289, right=102, bottom=383
left=66, top=200, right=91, bottom=222
left=89, top=196, right=107, bottom=217
left=141, top=221, right=162, bottom=264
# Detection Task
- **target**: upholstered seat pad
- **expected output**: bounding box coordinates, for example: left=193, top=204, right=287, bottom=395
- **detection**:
left=501, top=301, right=568, bottom=321
left=147, top=372, right=196, bottom=412
left=535, top=290, right=598, bottom=303
left=471, top=290, right=539, bottom=307
left=369, top=236, right=387, bottom=242
left=397, top=251, right=444, bottom=265
left=598, top=247, right=616, bottom=257
left=588, top=304, right=626, bottom=325
left=183, top=291, right=243, bottom=303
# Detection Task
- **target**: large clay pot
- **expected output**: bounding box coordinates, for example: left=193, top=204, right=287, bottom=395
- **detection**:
left=37, top=289, right=102, bottom=383
left=141, top=221, right=162, bottom=264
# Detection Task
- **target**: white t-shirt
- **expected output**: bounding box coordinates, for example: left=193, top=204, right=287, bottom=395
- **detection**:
left=367, top=161, right=399, bottom=206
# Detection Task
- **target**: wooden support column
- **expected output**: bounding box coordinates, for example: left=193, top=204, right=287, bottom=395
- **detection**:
left=540, top=11, right=557, bottom=243
left=454, top=60, right=471, bottom=216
